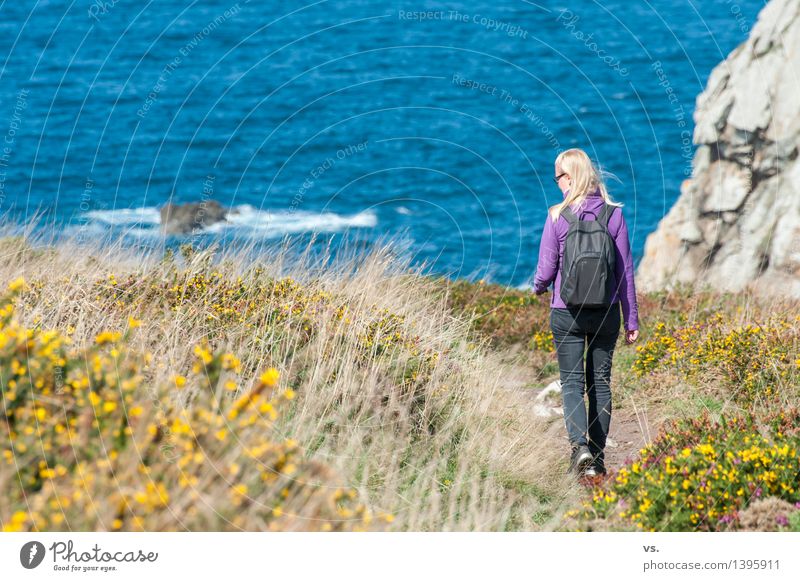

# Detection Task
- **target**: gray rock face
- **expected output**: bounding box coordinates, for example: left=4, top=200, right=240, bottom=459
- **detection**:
left=637, top=0, right=800, bottom=299
left=160, top=200, right=228, bottom=235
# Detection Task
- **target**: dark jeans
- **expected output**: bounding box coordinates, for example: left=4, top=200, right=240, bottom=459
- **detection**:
left=550, top=303, right=621, bottom=465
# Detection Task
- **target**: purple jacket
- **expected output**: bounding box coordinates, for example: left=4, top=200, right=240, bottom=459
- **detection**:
left=533, top=187, right=639, bottom=331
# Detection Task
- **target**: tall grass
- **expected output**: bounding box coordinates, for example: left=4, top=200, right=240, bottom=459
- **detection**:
left=0, top=230, right=575, bottom=531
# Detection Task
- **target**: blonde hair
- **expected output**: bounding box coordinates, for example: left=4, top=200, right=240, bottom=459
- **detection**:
left=548, top=148, right=623, bottom=222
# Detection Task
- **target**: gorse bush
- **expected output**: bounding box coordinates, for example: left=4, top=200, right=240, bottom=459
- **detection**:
left=570, top=410, right=800, bottom=531
left=0, top=278, right=383, bottom=531
left=83, top=268, right=446, bottom=393
left=0, top=238, right=567, bottom=531
left=7, top=235, right=799, bottom=532
left=632, top=314, right=800, bottom=403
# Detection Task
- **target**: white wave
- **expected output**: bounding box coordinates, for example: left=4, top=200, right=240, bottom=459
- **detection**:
left=64, top=221, right=162, bottom=240
left=85, top=207, right=161, bottom=226
left=204, top=206, right=377, bottom=237
left=80, top=205, right=377, bottom=238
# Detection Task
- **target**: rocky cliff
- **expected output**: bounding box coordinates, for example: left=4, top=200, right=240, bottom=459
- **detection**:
left=636, top=0, right=800, bottom=298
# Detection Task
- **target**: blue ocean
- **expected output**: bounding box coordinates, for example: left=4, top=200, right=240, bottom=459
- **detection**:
left=0, top=1, right=764, bottom=286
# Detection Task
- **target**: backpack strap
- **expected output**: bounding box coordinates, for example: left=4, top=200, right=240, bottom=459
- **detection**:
left=598, top=203, right=615, bottom=229
left=562, top=203, right=616, bottom=227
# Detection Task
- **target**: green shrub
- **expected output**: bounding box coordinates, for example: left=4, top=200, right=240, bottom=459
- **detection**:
left=569, top=410, right=800, bottom=531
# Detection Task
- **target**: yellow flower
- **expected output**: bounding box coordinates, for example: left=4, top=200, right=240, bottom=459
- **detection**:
left=193, top=344, right=213, bottom=365
left=259, top=368, right=280, bottom=387
left=698, top=444, right=715, bottom=456
left=173, top=375, right=187, bottom=389
left=128, top=316, right=142, bottom=329
left=2, top=510, right=28, bottom=531
left=222, top=353, right=241, bottom=373
left=95, top=331, right=122, bottom=345
left=7, top=277, right=27, bottom=292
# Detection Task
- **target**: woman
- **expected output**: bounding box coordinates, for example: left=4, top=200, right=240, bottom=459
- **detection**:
left=532, top=148, right=640, bottom=478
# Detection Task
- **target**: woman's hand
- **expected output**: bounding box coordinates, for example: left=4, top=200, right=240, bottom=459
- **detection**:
left=534, top=288, right=548, bottom=296
left=625, top=329, right=639, bottom=344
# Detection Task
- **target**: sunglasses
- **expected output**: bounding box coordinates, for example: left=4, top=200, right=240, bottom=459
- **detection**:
left=553, top=172, right=567, bottom=184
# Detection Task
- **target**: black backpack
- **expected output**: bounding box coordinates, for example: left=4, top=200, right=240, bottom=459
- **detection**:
left=559, top=203, right=617, bottom=308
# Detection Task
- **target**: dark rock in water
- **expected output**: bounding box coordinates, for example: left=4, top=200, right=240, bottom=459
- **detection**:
left=160, top=200, right=228, bottom=234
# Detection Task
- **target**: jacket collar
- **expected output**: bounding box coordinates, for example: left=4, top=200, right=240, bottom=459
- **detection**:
left=562, top=186, right=602, bottom=200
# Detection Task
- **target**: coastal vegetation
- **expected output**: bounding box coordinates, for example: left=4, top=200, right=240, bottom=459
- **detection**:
left=1, top=234, right=798, bottom=531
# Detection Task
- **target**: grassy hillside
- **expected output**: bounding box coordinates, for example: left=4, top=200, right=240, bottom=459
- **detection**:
left=1, top=234, right=799, bottom=531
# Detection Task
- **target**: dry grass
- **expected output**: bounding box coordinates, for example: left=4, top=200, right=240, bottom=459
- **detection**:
left=12, top=222, right=793, bottom=532
left=0, top=230, right=580, bottom=531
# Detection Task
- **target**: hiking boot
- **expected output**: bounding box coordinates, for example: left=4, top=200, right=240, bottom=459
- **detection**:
left=584, top=457, right=607, bottom=477
left=568, top=445, right=593, bottom=475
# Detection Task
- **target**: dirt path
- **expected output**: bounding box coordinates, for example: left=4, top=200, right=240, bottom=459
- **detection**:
left=603, top=405, right=653, bottom=470
left=497, top=353, right=654, bottom=474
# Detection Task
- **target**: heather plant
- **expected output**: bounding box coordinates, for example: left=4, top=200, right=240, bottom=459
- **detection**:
left=436, top=278, right=553, bottom=352
left=568, top=410, right=800, bottom=531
